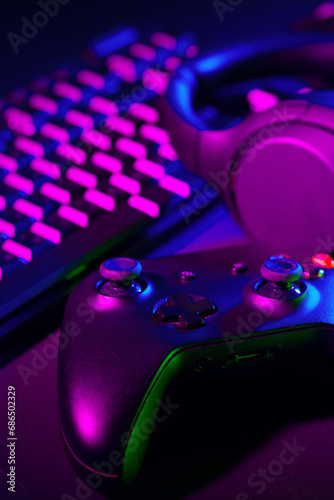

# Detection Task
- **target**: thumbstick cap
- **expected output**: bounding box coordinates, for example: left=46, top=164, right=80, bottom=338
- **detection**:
left=100, top=257, right=142, bottom=282
left=261, top=257, right=303, bottom=284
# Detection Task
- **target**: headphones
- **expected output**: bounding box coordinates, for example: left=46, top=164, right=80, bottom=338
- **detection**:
left=162, top=33, right=334, bottom=253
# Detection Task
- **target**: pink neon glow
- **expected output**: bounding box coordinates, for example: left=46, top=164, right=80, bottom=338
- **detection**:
left=107, top=54, right=137, bottom=82
left=30, top=158, right=61, bottom=180
left=298, top=87, right=313, bottom=94
left=57, top=205, right=88, bottom=228
left=246, top=88, right=280, bottom=113
left=66, top=166, right=97, bottom=189
left=127, top=195, right=159, bottom=218
left=139, top=124, right=170, bottom=144
left=185, top=45, right=200, bottom=58
left=0, top=219, right=15, bottom=238
left=0, top=195, right=6, bottom=211
left=157, top=143, right=178, bottom=161
left=88, top=96, right=118, bottom=116
left=4, top=108, right=36, bottom=136
left=40, top=182, right=71, bottom=204
left=13, top=198, right=44, bottom=220
left=30, top=221, right=61, bottom=245
left=29, top=94, right=58, bottom=115
left=129, top=42, right=156, bottom=61
left=64, top=109, right=95, bottom=129
left=40, top=122, right=70, bottom=143
left=133, top=158, right=165, bottom=179
left=142, top=68, right=169, bottom=95
left=84, top=189, right=115, bottom=212
left=4, top=174, right=34, bottom=195
left=128, top=102, right=159, bottom=124
left=14, top=137, right=44, bottom=158
left=76, top=69, right=105, bottom=90
left=91, top=151, right=122, bottom=173
left=0, top=153, right=17, bottom=173
left=53, top=81, right=82, bottom=103
left=2, top=239, right=32, bottom=262
left=109, top=173, right=141, bottom=195
left=314, top=2, right=334, bottom=20
left=105, top=116, right=136, bottom=137
left=164, top=56, right=182, bottom=72
left=115, top=137, right=147, bottom=158
left=150, top=31, right=177, bottom=50
left=158, top=175, right=191, bottom=198
left=56, top=144, right=86, bottom=165
left=81, top=129, right=111, bottom=151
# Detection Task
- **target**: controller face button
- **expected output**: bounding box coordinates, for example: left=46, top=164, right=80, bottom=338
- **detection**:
left=232, top=262, right=248, bottom=274
left=302, top=264, right=325, bottom=280
left=177, top=270, right=197, bottom=282
left=155, top=293, right=217, bottom=329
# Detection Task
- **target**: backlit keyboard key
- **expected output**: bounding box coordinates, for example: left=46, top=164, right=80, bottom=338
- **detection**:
left=53, top=81, right=82, bottom=103
left=4, top=108, right=36, bottom=136
left=83, top=189, right=115, bottom=212
left=65, top=167, right=97, bottom=189
left=29, top=94, right=59, bottom=116
left=30, top=221, right=61, bottom=244
left=139, top=124, right=170, bottom=144
left=88, top=96, right=118, bottom=116
left=40, top=182, right=71, bottom=204
left=107, top=54, right=137, bottom=82
left=91, top=151, right=122, bottom=173
left=76, top=69, right=105, bottom=90
left=104, top=115, right=136, bottom=137
left=150, top=31, right=177, bottom=50
left=157, top=143, right=178, bottom=161
left=129, top=43, right=156, bottom=62
left=158, top=175, right=191, bottom=198
left=40, top=122, right=70, bottom=143
left=128, top=102, right=159, bottom=124
left=0, top=153, right=17, bottom=173
left=14, top=137, right=44, bottom=158
left=30, top=158, right=61, bottom=180
left=4, top=174, right=34, bottom=195
left=56, top=144, right=86, bottom=165
left=64, top=109, right=95, bottom=129
left=109, top=173, right=140, bottom=195
left=2, top=238, right=32, bottom=262
left=127, top=195, right=159, bottom=218
left=80, top=129, right=111, bottom=152
left=133, top=158, right=165, bottom=179
left=142, top=68, right=169, bottom=95
left=57, top=205, right=89, bottom=228
left=115, top=137, right=146, bottom=159
left=13, top=198, right=44, bottom=220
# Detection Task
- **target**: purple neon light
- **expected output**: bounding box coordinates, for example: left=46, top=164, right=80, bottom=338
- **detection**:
left=84, top=189, right=115, bottom=212
left=40, top=182, right=71, bottom=204
left=127, top=195, right=159, bottom=218
left=13, top=198, right=44, bottom=220
left=164, top=56, right=182, bottom=72
left=246, top=88, right=279, bottom=113
left=150, top=31, right=177, bottom=50
left=29, top=94, right=58, bottom=115
left=30, top=221, right=61, bottom=245
left=157, top=143, right=178, bottom=161
left=0, top=153, right=17, bottom=173
left=40, top=122, right=70, bottom=143
left=14, top=137, right=44, bottom=158
left=4, top=174, right=34, bottom=195
left=4, top=108, right=36, bottom=136
left=53, top=81, right=82, bottom=103
left=115, top=137, right=146, bottom=158
left=185, top=45, right=199, bottom=58
left=91, top=151, right=122, bottom=173
left=56, top=144, right=86, bottom=165
left=65, top=109, right=95, bottom=129
left=142, top=68, right=169, bottom=95
left=133, top=158, right=165, bottom=179
left=109, top=173, right=141, bottom=195
left=139, top=124, right=170, bottom=144
left=298, top=87, right=313, bottom=94
left=88, top=96, right=118, bottom=116
left=81, top=129, right=111, bottom=151
left=2, top=239, right=32, bottom=262
left=158, top=175, right=191, bottom=198
left=129, top=42, right=156, bottom=61
left=0, top=219, right=15, bottom=238
left=107, top=54, right=137, bottom=82
left=57, top=205, right=89, bottom=228
left=76, top=69, right=105, bottom=90
left=66, top=166, right=97, bottom=189
left=128, top=102, right=159, bottom=124
left=0, top=196, right=6, bottom=211
left=30, top=158, right=61, bottom=180
left=105, top=116, right=136, bottom=137
left=314, top=2, right=334, bottom=20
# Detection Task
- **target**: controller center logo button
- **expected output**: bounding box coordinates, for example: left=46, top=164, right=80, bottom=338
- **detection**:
left=155, top=293, right=217, bottom=329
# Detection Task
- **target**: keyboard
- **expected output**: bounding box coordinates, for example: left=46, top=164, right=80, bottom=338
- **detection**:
left=0, top=25, right=218, bottom=347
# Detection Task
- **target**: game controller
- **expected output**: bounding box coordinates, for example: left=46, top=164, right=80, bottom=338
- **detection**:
left=57, top=242, right=334, bottom=495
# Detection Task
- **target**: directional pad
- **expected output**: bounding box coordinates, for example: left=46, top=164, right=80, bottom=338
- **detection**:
left=155, top=293, right=217, bottom=329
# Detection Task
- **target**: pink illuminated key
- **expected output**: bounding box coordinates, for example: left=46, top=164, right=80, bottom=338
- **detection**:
left=107, top=54, right=137, bottom=82
left=76, top=69, right=105, bottom=90
left=128, top=102, right=159, bottom=124
left=30, top=158, right=61, bottom=180
left=139, top=124, right=170, bottom=144
left=53, top=81, right=82, bottom=103
left=142, top=68, right=169, bottom=95
left=105, top=116, right=136, bottom=137
left=81, top=129, right=111, bottom=151
left=14, top=137, right=44, bottom=158
left=66, top=166, right=97, bottom=189
left=4, top=174, right=34, bottom=195
left=13, top=198, right=43, bottom=220
left=0, top=153, right=17, bottom=173
left=127, top=195, right=159, bottom=218
left=40, top=122, right=70, bottom=143
left=4, top=108, right=35, bottom=136
left=115, top=138, right=146, bottom=159
left=157, top=143, right=178, bottom=161
left=133, top=158, right=165, bottom=179
left=158, top=175, right=191, bottom=198
left=40, top=182, right=71, bottom=204
left=57, top=205, right=88, bottom=227
left=0, top=219, right=15, bottom=238
left=185, top=45, right=199, bottom=58
left=88, top=96, right=118, bottom=116
left=30, top=221, right=61, bottom=245
left=109, top=173, right=140, bottom=195
left=91, top=151, right=122, bottom=173
left=164, top=56, right=182, bottom=72
left=0, top=196, right=6, bottom=211
left=129, top=42, right=156, bottom=62
left=64, top=109, right=95, bottom=129
left=29, top=94, right=58, bottom=115
left=84, top=189, right=115, bottom=212
left=56, top=144, right=86, bottom=165
left=150, top=32, right=177, bottom=50
left=2, top=239, right=32, bottom=262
